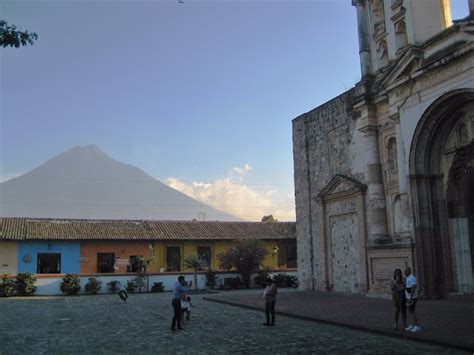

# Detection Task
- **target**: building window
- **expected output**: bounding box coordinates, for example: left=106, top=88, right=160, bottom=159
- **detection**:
left=37, top=253, right=61, bottom=274
left=128, top=255, right=143, bottom=273
left=287, top=244, right=297, bottom=268
left=97, top=253, right=115, bottom=273
left=387, top=137, right=398, bottom=172
left=197, top=246, right=211, bottom=270
left=166, top=247, right=181, bottom=271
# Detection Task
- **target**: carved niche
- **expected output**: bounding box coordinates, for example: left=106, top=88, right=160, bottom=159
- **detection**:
left=386, top=137, right=398, bottom=172
left=376, top=39, right=389, bottom=66
left=395, top=20, right=408, bottom=51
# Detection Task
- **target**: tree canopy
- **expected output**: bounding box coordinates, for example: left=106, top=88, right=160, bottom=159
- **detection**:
left=218, top=240, right=267, bottom=288
left=261, top=215, right=278, bottom=223
left=185, top=253, right=208, bottom=291
left=0, top=20, right=38, bottom=48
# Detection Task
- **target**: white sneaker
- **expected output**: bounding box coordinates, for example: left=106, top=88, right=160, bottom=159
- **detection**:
left=410, top=325, right=422, bottom=333
left=405, top=325, right=414, bottom=331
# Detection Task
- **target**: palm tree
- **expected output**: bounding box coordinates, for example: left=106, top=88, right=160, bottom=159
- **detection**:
left=184, top=254, right=208, bottom=291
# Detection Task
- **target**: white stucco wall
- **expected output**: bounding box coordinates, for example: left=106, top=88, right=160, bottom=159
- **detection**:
left=29, top=270, right=299, bottom=296
left=0, top=241, right=17, bottom=275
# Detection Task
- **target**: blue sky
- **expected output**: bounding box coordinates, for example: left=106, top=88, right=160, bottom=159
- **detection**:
left=0, top=1, right=470, bottom=221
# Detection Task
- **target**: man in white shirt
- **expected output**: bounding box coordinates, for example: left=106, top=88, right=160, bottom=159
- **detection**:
left=404, top=267, right=421, bottom=333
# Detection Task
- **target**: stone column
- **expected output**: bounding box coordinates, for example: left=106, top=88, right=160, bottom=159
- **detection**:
left=352, top=0, right=372, bottom=77
left=359, top=123, right=389, bottom=244
left=395, top=123, right=406, bottom=192
left=469, top=0, right=474, bottom=16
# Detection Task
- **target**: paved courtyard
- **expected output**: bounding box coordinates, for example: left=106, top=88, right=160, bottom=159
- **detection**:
left=0, top=290, right=466, bottom=354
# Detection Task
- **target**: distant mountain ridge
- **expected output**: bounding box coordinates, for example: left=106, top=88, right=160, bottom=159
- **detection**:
left=0, top=145, right=240, bottom=221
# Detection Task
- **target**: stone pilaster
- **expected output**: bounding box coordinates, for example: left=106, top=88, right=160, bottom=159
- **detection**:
left=358, top=103, right=389, bottom=244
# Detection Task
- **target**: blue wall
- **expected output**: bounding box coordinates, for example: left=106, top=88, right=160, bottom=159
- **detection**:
left=18, top=241, right=80, bottom=274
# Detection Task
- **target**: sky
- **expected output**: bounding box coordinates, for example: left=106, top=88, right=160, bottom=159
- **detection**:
left=0, top=0, right=470, bottom=221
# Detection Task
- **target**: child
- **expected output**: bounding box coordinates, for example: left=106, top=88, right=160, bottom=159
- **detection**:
left=181, top=295, right=192, bottom=324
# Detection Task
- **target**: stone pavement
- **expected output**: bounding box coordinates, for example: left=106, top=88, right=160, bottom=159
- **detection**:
left=0, top=290, right=467, bottom=354
left=204, top=289, right=474, bottom=352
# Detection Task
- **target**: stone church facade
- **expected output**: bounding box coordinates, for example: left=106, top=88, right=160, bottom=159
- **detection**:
left=293, top=0, right=474, bottom=298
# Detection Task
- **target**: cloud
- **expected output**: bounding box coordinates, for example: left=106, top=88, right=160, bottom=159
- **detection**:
left=165, top=165, right=295, bottom=222
left=229, top=164, right=252, bottom=182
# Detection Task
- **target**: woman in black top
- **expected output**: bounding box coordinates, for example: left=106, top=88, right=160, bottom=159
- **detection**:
left=390, top=268, right=407, bottom=330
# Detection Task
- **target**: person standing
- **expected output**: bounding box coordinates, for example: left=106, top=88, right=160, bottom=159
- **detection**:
left=171, top=275, right=188, bottom=331
left=404, top=267, right=421, bottom=333
left=390, top=268, right=406, bottom=330
left=262, top=278, right=278, bottom=326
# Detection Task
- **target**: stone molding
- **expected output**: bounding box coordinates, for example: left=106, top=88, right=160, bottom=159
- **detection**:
left=315, top=174, right=367, bottom=203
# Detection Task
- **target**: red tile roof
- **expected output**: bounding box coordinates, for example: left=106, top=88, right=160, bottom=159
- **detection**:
left=0, top=218, right=295, bottom=241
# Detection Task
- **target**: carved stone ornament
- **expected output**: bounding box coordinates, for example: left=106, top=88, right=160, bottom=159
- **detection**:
left=395, top=20, right=408, bottom=50
left=377, top=39, right=388, bottom=60
left=372, top=0, right=384, bottom=21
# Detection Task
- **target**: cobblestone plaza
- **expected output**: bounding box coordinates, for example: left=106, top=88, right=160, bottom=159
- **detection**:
left=0, top=290, right=464, bottom=354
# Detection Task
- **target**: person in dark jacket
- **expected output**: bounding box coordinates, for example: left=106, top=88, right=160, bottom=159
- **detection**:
left=262, top=278, right=278, bottom=326
left=171, top=276, right=189, bottom=331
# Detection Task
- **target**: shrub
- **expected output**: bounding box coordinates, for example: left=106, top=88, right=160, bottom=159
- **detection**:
left=254, top=268, right=271, bottom=288
left=205, top=269, right=218, bottom=289
left=15, top=272, right=37, bottom=295
left=0, top=274, right=15, bottom=297
left=85, top=277, right=102, bottom=295
left=133, top=275, right=146, bottom=292
left=60, top=274, right=81, bottom=295
left=126, top=280, right=137, bottom=292
left=223, top=276, right=242, bottom=290
left=151, top=282, right=164, bottom=292
left=107, top=280, right=121, bottom=293
left=273, top=274, right=298, bottom=288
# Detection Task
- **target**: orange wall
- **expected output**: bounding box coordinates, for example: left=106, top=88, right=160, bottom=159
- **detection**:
left=80, top=241, right=156, bottom=274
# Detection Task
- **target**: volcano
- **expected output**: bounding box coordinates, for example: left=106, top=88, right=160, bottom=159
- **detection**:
left=0, top=145, right=239, bottom=221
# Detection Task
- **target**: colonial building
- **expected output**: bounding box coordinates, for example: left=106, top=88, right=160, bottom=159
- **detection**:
left=293, top=0, right=474, bottom=298
left=0, top=218, right=296, bottom=276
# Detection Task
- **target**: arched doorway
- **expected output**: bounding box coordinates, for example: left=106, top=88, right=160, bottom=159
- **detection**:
left=410, top=89, right=474, bottom=298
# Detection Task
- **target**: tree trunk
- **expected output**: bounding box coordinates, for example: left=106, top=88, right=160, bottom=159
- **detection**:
left=194, top=269, right=198, bottom=291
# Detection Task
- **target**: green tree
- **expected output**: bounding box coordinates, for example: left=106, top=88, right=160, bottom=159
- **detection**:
left=261, top=215, right=278, bottom=223
left=0, top=20, right=38, bottom=48
left=137, top=256, right=153, bottom=291
left=218, top=240, right=267, bottom=288
left=185, top=254, right=208, bottom=291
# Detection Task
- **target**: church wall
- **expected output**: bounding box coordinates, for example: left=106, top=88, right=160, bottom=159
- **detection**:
left=293, top=115, right=315, bottom=290
left=293, top=89, right=361, bottom=290
left=294, top=2, right=474, bottom=296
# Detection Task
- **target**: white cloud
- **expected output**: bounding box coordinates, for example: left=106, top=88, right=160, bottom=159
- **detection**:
left=229, top=164, right=252, bottom=182
left=165, top=165, right=295, bottom=222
